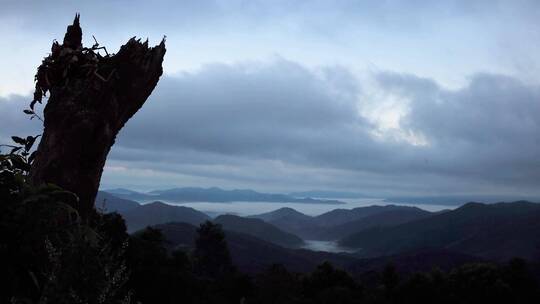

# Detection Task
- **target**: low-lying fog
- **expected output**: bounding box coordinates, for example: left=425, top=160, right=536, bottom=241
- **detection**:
left=155, top=198, right=453, bottom=217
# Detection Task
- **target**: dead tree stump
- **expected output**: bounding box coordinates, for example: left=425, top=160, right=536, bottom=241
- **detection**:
left=29, top=15, right=166, bottom=218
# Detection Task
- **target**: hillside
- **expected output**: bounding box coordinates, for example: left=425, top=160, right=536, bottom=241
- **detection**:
left=153, top=222, right=487, bottom=276
left=340, top=201, right=540, bottom=261
left=348, top=249, right=485, bottom=278
left=314, top=205, right=424, bottom=227
left=154, top=222, right=357, bottom=273
left=121, top=201, right=210, bottom=232
left=95, top=191, right=140, bottom=213
left=214, top=214, right=304, bottom=248
left=323, top=207, right=432, bottom=240
left=251, top=206, right=433, bottom=241
left=251, top=207, right=314, bottom=222
left=250, top=208, right=323, bottom=239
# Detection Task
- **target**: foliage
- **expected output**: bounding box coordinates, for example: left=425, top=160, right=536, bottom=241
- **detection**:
left=0, top=137, right=131, bottom=303
left=122, top=222, right=540, bottom=304
left=193, top=221, right=234, bottom=279
left=126, top=223, right=250, bottom=304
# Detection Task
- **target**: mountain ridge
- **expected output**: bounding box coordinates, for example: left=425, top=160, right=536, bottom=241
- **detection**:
left=104, top=187, right=345, bottom=204
left=214, top=214, right=304, bottom=248
left=339, top=201, right=540, bottom=261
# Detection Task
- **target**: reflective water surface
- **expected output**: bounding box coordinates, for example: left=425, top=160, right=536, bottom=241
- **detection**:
left=301, top=240, right=357, bottom=253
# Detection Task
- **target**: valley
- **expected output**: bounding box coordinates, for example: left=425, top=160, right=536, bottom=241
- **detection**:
left=97, top=190, right=540, bottom=274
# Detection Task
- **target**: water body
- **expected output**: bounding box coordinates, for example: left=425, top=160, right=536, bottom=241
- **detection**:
left=301, top=240, right=357, bottom=253
left=159, top=198, right=454, bottom=217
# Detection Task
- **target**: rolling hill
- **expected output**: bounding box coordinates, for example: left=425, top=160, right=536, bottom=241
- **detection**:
left=95, top=191, right=140, bottom=213
left=153, top=222, right=485, bottom=276
left=314, top=205, right=426, bottom=227
left=250, top=207, right=323, bottom=239
left=153, top=222, right=357, bottom=273
left=322, top=207, right=432, bottom=240
left=251, top=205, right=433, bottom=241
left=214, top=214, right=304, bottom=248
left=120, top=201, right=211, bottom=232
left=340, top=201, right=540, bottom=261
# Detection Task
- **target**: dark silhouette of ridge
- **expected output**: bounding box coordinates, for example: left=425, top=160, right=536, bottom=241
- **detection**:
left=340, top=201, right=540, bottom=261
left=215, top=214, right=304, bottom=248
left=121, top=201, right=210, bottom=232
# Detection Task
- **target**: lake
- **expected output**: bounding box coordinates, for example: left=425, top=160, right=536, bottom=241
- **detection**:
left=301, top=240, right=357, bottom=253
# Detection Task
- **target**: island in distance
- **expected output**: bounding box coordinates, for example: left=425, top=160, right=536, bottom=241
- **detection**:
left=105, top=186, right=346, bottom=204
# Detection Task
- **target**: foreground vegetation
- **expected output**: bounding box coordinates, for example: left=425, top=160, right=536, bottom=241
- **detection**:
left=2, top=142, right=540, bottom=303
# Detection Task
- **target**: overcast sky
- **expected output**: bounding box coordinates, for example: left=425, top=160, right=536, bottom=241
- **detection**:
left=1, top=1, right=539, bottom=197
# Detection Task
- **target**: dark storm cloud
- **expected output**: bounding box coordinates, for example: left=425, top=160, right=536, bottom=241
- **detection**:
left=1, top=59, right=538, bottom=195
left=377, top=72, right=540, bottom=186
left=106, top=59, right=540, bottom=195
left=116, top=60, right=374, bottom=161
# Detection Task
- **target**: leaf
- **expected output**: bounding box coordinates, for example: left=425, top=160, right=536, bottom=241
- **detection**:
left=28, top=151, right=37, bottom=164
left=10, top=147, right=22, bottom=154
left=25, top=136, right=36, bottom=151
left=9, top=155, right=31, bottom=172
left=11, top=136, right=26, bottom=145
left=28, top=270, right=40, bottom=291
left=30, top=99, right=37, bottom=111
left=32, top=89, right=42, bottom=106
left=23, top=109, right=34, bottom=115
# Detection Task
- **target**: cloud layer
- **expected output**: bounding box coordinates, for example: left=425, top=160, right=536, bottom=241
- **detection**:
left=1, top=57, right=539, bottom=196
left=48, top=59, right=540, bottom=195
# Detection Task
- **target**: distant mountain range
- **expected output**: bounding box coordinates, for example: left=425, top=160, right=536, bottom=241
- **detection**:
left=104, top=187, right=345, bottom=204
left=288, top=190, right=368, bottom=199
left=99, top=191, right=195, bottom=232
left=104, top=187, right=540, bottom=206
left=386, top=195, right=540, bottom=206
left=96, top=192, right=540, bottom=264
left=96, top=192, right=305, bottom=247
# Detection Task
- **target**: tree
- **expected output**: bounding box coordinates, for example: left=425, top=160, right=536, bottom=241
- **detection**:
left=302, top=262, right=359, bottom=304
left=28, top=14, right=166, bottom=218
left=193, top=221, right=234, bottom=278
left=0, top=14, right=164, bottom=303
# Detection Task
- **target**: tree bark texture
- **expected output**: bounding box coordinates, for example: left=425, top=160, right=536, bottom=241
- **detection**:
left=29, top=15, right=166, bottom=218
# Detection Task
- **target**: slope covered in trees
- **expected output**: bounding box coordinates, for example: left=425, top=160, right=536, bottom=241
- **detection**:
left=121, top=201, right=210, bottom=232
left=214, top=214, right=304, bottom=248
left=340, top=201, right=540, bottom=260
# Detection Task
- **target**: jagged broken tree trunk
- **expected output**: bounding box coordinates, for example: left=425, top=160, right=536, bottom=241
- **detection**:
left=29, top=15, right=166, bottom=218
